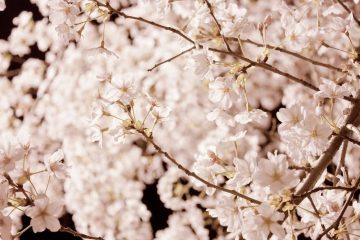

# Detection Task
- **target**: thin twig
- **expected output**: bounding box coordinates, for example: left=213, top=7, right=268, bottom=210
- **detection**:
left=60, top=227, right=105, bottom=240
left=209, top=47, right=320, bottom=91
left=308, top=195, right=331, bottom=238
left=138, top=130, right=261, bottom=204
left=336, top=0, right=360, bottom=27
left=333, top=140, right=348, bottom=186
left=288, top=165, right=312, bottom=172
left=0, top=69, right=21, bottom=78
left=148, top=46, right=195, bottom=71
left=316, top=176, right=360, bottom=240
left=4, top=174, right=34, bottom=206
left=98, top=1, right=358, bottom=103
left=293, top=185, right=356, bottom=199
left=335, top=132, right=360, bottom=146
left=203, top=0, right=232, bottom=52
left=100, top=2, right=195, bottom=44
left=228, top=38, right=345, bottom=73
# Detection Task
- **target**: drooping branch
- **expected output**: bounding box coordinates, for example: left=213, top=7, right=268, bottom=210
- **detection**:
left=137, top=130, right=262, bottom=204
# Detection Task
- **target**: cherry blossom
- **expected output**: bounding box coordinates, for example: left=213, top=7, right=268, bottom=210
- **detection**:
left=253, top=152, right=299, bottom=193
left=234, top=109, right=268, bottom=125
left=1, top=0, right=360, bottom=239
left=44, top=149, right=69, bottom=180
left=0, top=0, right=5, bottom=11
left=0, top=214, right=12, bottom=240
left=0, top=136, right=21, bottom=173
left=276, top=104, right=303, bottom=131
left=186, top=50, right=212, bottom=78
left=48, top=0, right=80, bottom=25
left=208, top=77, right=236, bottom=109
left=25, top=195, right=63, bottom=233
left=249, top=203, right=285, bottom=239
left=315, top=78, right=350, bottom=101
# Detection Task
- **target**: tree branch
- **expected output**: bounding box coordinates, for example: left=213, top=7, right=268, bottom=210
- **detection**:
left=316, top=176, right=360, bottom=240
left=148, top=46, right=195, bottom=71
left=336, top=0, right=360, bottom=27
left=97, top=1, right=358, bottom=103
left=100, top=2, right=195, bottom=44
left=335, top=132, right=360, bottom=146
left=293, top=185, right=356, bottom=199
left=203, top=0, right=233, bottom=52
left=59, top=227, right=105, bottom=240
left=294, top=92, right=360, bottom=205
left=228, top=37, right=345, bottom=74
left=137, top=130, right=261, bottom=204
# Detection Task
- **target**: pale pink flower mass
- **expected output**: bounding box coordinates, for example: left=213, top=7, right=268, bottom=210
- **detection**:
left=1, top=0, right=360, bottom=239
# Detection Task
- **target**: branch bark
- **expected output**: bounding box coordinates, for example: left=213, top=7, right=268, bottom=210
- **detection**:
left=294, top=92, right=360, bottom=205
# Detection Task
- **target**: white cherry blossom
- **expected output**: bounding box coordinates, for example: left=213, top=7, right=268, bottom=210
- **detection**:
left=48, top=0, right=80, bottom=25
left=244, top=203, right=285, bottom=240
left=25, top=195, right=63, bottom=233
left=234, top=109, right=268, bottom=125
left=253, top=152, right=299, bottom=193
left=208, top=77, right=235, bottom=109
left=314, top=78, right=350, bottom=101
left=44, top=149, right=69, bottom=180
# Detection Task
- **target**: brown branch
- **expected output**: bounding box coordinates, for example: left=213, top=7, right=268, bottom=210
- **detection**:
left=288, top=165, right=312, bottom=172
left=294, top=92, right=360, bottom=205
left=316, top=176, right=360, bottom=240
left=147, top=46, right=195, bottom=71
left=335, top=132, right=360, bottom=146
left=293, top=185, right=356, bottom=199
left=137, top=130, right=261, bottom=204
left=4, top=174, right=34, bottom=206
left=203, top=0, right=233, bottom=52
left=0, top=69, right=21, bottom=78
left=97, top=1, right=358, bottom=103
left=60, top=227, right=105, bottom=240
left=99, top=2, right=195, bottom=44
left=333, top=140, right=349, bottom=186
left=308, top=195, right=331, bottom=239
left=209, top=47, right=320, bottom=91
left=228, top=38, right=345, bottom=73
left=336, top=0, right=360, bottom=27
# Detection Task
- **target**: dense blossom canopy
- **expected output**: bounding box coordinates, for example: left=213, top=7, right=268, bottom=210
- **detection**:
left=0, top=0, right=360, bottom=239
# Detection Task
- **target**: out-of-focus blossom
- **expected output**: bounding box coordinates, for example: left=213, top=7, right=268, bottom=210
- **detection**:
left=0, top=0, right=5, bottom=11
left=234, top=109, right=268, bottom=125
left=0, top=213, right=12, bottom=240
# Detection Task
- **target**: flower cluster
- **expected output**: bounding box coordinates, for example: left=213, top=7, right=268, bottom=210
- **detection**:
left=0, top=131, right=68, bottom=238
left=1, top=0, right=360, bottom=239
